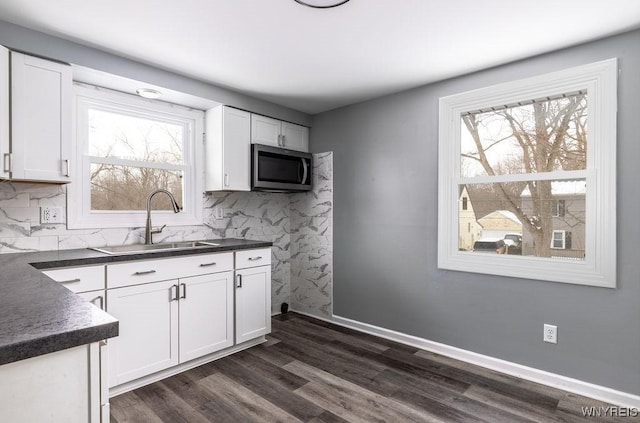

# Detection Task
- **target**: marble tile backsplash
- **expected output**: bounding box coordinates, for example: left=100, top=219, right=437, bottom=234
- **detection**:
left=290, top=152, right=333, bottom=319
left=0, top=151, right=333, bottom=319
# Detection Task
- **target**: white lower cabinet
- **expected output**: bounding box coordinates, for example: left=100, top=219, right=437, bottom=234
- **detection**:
left=105, top=250, right=263, bottom=391
left=235, top=265, right=272, bottom=344
left=179, top=271, right=234, bottom=362
left=107, top=280, right=179, bottom=387
left=0, top=343, right=104, bottom=423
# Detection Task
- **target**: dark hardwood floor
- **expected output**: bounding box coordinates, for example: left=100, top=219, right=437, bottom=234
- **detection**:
left=110, top=313, right=627, bottom=422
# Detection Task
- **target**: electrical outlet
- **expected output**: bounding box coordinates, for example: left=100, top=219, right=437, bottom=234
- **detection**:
left=544, top=324, right=557, bottom=344
left=213, top=207, right=224, bottom=219
left=41, top=207, right=63, bottom=224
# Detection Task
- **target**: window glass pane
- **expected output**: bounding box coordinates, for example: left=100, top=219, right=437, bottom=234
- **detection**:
left=458, top=179, right=585, bottom=260
left=460, top=93, right=587, bottom=178
left=88, top=109, right=184, bottom=165
left=91, top=163, right=183, bottom=211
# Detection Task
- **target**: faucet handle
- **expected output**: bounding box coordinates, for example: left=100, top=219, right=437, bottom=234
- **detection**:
left=151, top=224, right=167, bottom=235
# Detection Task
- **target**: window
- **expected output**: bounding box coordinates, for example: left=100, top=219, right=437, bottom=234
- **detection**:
left=551, top=199, right=566, bottom=217
left=552, top=230, right=566, bottom=249
left=69, top=85, right=203, bottom=229
left=462, top=196, right=468, bottom=210
left=438, top=59, right=617, bottom=288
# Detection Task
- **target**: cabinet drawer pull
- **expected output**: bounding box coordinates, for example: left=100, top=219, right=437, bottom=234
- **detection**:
left=248, top=256, right=263, bottom=261
left=236, top=274, right=242, bottom=288
left=180, top=283, right=187, bottom=299
left=59, top=278, right=82, bottom=284
left=63, top=159, right=70, bottom=177
left=199, top=262, right=217, bottom=267
left=133, top=270, right=156, bottom=276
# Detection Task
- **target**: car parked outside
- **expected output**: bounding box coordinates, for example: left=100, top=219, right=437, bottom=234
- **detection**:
left=473, top=239, right=507, bottom=254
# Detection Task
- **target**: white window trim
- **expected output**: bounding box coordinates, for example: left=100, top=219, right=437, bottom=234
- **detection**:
left=68, top=84, right=204, bottom=229
left=438, top=59, right=617, bottom=288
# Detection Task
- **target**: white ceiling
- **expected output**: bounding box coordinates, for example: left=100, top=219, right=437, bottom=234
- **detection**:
left=0, top=0, right=639, bottom=114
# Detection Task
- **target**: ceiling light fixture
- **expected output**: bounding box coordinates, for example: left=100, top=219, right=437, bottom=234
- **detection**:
left=294, top=0, right=350, bottom=8
left=136, top=88, right=162, bottom=99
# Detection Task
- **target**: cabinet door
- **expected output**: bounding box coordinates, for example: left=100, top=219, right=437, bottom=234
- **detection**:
left=107, top=280, right=179, bottom=387
left=281, top=122, right=309, bottom=152
left=205, top=106, right=250, bottom=191
left=11, top=52, right=71, bottom=183
left=0, top=345, right=93, bottom=423
left=0, top=46, right=8, bottom=179
left=179, top=271, right=234, bottom=362
left=251, top=114, right=281, bottom=147
left=235, top=265, right=271, bottom=344
left=222, top=107, right=251, bottom=190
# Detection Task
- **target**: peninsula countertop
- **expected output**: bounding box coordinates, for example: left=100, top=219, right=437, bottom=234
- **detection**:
left=0, top=238, right=272, bottom=366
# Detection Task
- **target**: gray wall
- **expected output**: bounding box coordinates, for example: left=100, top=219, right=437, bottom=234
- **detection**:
left=311, top=29, right=640, bottom=395
left=0, top=20, right=311, bottom=126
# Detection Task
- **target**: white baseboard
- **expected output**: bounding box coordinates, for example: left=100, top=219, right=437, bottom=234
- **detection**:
left=323, top=314, right=640, bottom=409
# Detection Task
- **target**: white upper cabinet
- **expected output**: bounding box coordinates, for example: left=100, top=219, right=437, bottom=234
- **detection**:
left=251, top=114, right=281, bottom=146
left=205, top=105, right=251, bottom=191
left=251, top=113, right=309, bottom=152
left=8, top=51, right=72, bottom=183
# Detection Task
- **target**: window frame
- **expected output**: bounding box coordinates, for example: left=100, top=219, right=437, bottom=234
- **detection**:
left=551, top=199, right=566, bottom=218
left=438, top=59, right=617, bottom=288
left=551, top=230, right=566, bottom=250
left=68, top=84, right=204, bottom=229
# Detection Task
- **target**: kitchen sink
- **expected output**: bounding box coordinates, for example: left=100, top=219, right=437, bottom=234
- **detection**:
left=90, top=241, right=220, bottom=255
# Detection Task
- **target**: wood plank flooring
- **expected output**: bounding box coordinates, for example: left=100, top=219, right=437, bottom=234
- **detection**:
left=110, top=312, right=628, bottom=423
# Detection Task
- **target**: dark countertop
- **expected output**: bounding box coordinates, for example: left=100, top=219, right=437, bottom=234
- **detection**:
left=0, top=238, right=272, bottom=366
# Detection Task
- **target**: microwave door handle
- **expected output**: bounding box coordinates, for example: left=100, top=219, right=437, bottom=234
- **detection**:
left=301, top=158, right=308, bottom=184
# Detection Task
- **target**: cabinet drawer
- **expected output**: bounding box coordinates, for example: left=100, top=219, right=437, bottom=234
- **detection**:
left=43, top=266, right=105, bottom=293
left=107, top=252, right=234, bottom=289
left=235, top=248, right=271, bottom=269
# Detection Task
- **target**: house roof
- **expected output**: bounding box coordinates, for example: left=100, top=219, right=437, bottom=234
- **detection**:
left=478, top=210, right=522, bottom=226
left=520, top=180, right=587, bottom=197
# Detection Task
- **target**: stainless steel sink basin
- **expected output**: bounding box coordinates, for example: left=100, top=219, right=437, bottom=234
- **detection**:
left=90, top=241, right=220, bottom=255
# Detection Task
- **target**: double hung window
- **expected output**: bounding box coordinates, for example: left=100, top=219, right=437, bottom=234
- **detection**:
left=69, top=85, right=203, bottom=229
left=438, top=59, right=617, bottom=287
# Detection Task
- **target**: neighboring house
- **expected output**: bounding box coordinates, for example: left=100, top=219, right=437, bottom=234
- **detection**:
left=458, top=186, right=482, bottom=251
left=477, top=210, right=522, bottom=240
left=520, top=181, right=586, bottom=258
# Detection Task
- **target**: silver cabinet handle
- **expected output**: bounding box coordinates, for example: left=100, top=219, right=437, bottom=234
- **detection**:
left=90, top=295, right=104, bottom=310
left=199, top=262, right=217, bottom=267
left=248, top=256, right=262, bottom=261
left=236, top=274, right=242, bottom=288
left=224, top=173, right=230, bottom=187
left=170, top=284, right=179, bottom=301
left=59, top=278, right=81, bottom=284
left=63, top=159, right=70, bottom=177
left=180, top=283, right=187, bottom=299
left=133, top=270, right=156, bottom=276
left=3, top=153, right=11, bottom=173
left=282, top=134, right=286, bottom=147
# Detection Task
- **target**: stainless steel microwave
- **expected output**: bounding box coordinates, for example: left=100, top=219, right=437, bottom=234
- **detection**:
left=251, top=144, right=312, bottom=192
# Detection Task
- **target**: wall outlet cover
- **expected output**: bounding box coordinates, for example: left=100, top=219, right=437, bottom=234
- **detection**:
left=41, top=207, right=63, bottom=224
left=544, top=324, right=558, bottom=344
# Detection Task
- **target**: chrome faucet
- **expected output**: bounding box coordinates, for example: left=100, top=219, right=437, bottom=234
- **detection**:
left=145, top=189, right=181, bottom=245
